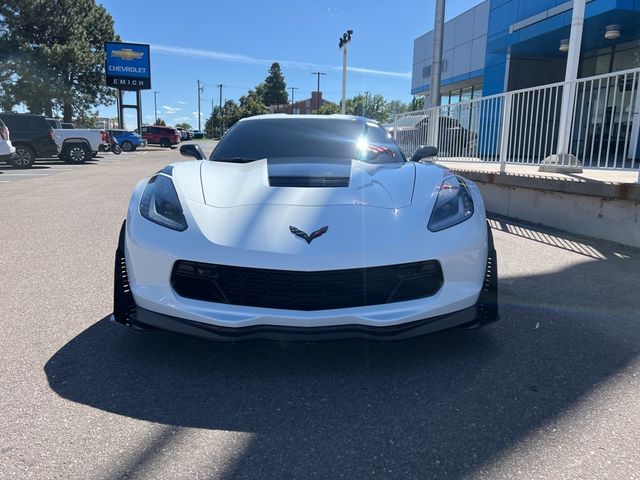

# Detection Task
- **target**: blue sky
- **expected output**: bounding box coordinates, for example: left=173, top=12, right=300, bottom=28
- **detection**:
left=97, top=0, right=482, bottom=128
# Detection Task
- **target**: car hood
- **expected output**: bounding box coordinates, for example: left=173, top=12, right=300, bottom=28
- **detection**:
left=198, top=158, right=417, bottom=209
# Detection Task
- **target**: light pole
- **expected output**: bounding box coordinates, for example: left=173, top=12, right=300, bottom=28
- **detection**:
left=338, top=30, right=353, bottom=114
left=430, top=0, right=445, bottom=108
left=311, top=72, right=326, bottom=113
left=153, top=91, right=160, bottom=124
left=289, top=87, right=298, bottom=113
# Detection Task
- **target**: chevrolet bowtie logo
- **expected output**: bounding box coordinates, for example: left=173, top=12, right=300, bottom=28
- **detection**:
left=289, top=225, right=329, bottom=244
left=111, top=48, right=144, bottom=61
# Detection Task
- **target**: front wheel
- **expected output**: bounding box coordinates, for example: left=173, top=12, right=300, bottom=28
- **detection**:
left=11, top=145, right=35, bottom=168
left=159, top=138, right=170, bottom=148
left=63, top=144, right=89, bottom=164
left=111, top=144, right=122, bottom=155
left=121, top=141, right=133, bottom=152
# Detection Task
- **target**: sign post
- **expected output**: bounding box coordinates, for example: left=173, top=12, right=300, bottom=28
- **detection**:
left=105, top=42, right=151, bottom=130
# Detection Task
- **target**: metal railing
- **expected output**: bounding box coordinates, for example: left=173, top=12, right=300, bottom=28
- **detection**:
left=392, top=67, right=640, bottom=181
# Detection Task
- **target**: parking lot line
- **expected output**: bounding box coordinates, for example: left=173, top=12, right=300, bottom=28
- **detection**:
left=0, top=173, right=49, bottom=176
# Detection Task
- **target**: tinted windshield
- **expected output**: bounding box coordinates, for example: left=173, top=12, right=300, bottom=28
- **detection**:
left=211, top=118, right=404, bottom=164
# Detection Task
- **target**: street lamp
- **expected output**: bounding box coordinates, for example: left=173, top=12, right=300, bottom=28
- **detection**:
left=338, top=29, right=353, bottom=114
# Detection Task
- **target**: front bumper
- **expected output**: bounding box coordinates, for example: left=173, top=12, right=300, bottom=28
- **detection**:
left=112, top=221, right=499, bottom=341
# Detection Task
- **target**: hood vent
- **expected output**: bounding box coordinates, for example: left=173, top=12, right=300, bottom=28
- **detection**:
left=268, top=175, right=350, bottom=188
left=266, top=157, right=352, bottom=188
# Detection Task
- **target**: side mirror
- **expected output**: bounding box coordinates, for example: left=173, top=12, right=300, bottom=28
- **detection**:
left=180, top=144, right=206, bottom=160
left=410, top=145, right=438, bottom=162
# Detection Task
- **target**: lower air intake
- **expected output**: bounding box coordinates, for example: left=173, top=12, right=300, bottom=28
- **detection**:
left=171, top=260, right=443, bottom=311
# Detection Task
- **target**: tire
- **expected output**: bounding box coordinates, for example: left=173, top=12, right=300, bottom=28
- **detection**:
left=121, top=141, right=133, bottom=152
left=63, top=144, right=90, bottom=164
left=11, top=145, right=36, bottom=168
left=160, top=138, right=170, bottom=148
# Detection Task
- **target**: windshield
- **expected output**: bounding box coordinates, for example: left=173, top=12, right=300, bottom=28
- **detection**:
left=211, top=118, right=405, bottom=164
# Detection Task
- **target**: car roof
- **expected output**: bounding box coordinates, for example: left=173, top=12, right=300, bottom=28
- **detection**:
left=240, top=114, right=371, bottom=123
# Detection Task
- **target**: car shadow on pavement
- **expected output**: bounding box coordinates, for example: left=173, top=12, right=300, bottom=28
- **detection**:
left=44, top=237, right=640, bottom=479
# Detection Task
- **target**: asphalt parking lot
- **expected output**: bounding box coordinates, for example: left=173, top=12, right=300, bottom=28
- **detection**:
left=1, top=143, right=639, bottom=479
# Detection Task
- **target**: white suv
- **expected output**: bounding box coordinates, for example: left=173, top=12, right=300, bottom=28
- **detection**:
left=0, top=118, right=16, bottom=164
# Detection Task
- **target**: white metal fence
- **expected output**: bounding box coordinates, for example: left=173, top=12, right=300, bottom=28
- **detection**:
left=392, top=68, right=640, bottom=179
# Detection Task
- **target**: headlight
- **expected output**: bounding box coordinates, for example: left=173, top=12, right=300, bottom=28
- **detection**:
left=139, top=174, right=187, bottom=231
left=428, top=176, right=474, bottom=232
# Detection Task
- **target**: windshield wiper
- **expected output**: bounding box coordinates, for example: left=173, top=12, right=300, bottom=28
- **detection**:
left=214, top=157, right=260, bottom=163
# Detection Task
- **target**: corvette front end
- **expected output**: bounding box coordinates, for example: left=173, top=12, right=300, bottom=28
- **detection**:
left=112, top=115, right=498, bottom=341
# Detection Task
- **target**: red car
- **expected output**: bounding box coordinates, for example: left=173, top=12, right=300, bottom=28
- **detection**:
left=139, top=125, right=181, bottom=148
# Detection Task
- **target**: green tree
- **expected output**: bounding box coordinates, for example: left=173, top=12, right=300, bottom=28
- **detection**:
left=0, top=0, right=119, bottom=121
left=221, top=100, right=242, bottom=129
left=346, top=92, right=390, bottom=123
left=262, top=62, right=288, bottom=107
left=239, top=89, right=268, bottom=117
left=204, top=100, right=243, bottom=137
left=410, top=95, right=425, bottom=111
left=175, top=122, right=192, bottom=130
left=317, top=103, right=340, bottom=115
left=154, top=118, right=166, bottom=126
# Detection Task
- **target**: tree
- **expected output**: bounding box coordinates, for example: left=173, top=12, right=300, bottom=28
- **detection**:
left=204, top=100, right=243, bottom=137
left=221, top=100, right=242, bottom=129
left=154, top=118, right=166, bottom=126
left=346, top=92, right=391, bottom=123
left=317, top=103, right=340, bottom=115
left=410, top=95, right=425, bottom=111
left=175, top=122, right=192, bottom=130
left=262, top=62, right=288, bottom=107
left=239, top=89, right=268, bottom=117
left=0, top=0, right=119, bottom=121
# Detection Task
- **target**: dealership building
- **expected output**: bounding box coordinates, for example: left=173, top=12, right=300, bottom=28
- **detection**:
left=407, top=0, right=640, bottom=169
left=412, top=0, right=640, bottom=103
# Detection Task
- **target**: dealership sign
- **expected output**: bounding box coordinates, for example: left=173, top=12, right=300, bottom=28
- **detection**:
left=105, top=42, right=151, bottom=90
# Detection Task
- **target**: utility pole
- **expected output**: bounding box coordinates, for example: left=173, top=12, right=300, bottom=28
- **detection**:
left=197, top=80, right=203, bottom=130
left=289, top=87, right=298, bottom=113
left=311, top=72, right=326, bottom=113
left=153, top=91, right=159, bottom=124
left=211, top=96, right=215, bottom=139
left=338, top=30, right=353, bottom=114
left=217, top=84, right=223, bottom=110
left=217, top=84, right=223, bottom=136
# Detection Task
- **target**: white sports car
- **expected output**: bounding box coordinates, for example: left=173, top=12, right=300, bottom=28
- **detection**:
left=112, top=115, right=498, bottom=341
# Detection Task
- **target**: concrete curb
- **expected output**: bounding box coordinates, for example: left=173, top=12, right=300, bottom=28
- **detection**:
left=451, top=169, right=640, bottom=202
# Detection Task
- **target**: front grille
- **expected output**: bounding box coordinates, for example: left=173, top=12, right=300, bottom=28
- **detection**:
left=171, top=260, right=443, bottom=311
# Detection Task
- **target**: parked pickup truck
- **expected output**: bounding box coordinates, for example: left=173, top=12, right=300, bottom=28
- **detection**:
left=48, top=119, right=109, bottom=164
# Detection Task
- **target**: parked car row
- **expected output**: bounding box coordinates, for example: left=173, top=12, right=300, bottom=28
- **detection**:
left=0, top=112, right=200, bottom=168
left=0, top=113, right=60, bottom=168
